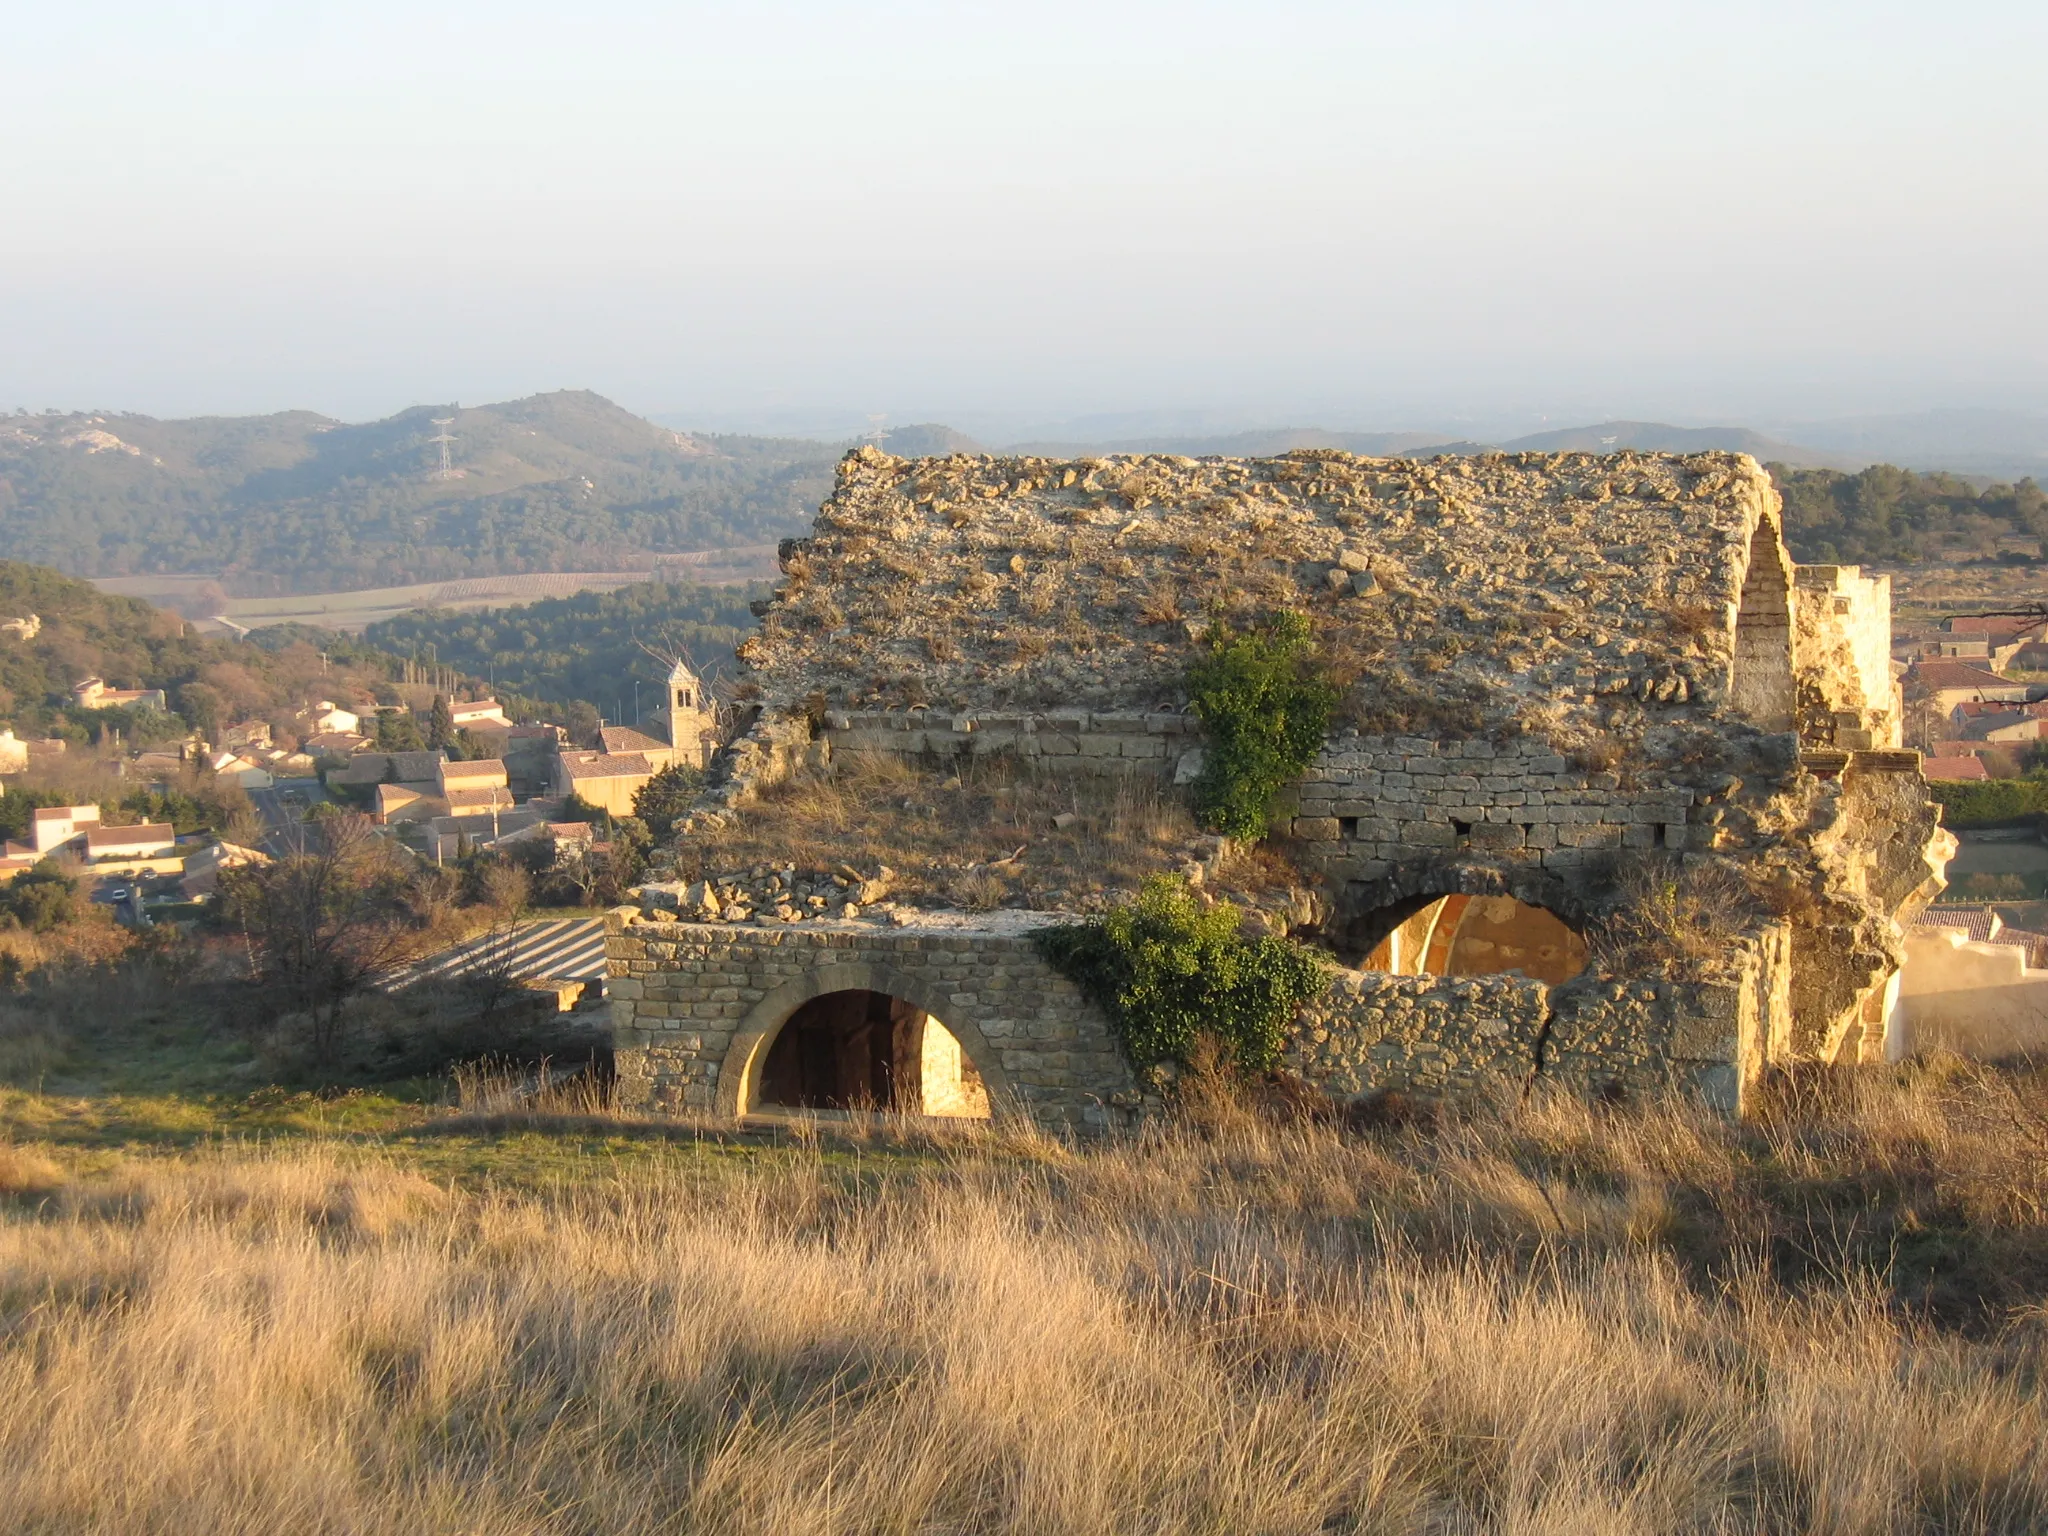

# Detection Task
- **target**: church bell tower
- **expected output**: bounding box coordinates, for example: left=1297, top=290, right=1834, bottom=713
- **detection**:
left=655, top=657, right=714, bottom=769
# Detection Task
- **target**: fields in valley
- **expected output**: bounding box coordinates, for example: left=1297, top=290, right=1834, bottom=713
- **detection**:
left=91, top=546, right=779, bottom=633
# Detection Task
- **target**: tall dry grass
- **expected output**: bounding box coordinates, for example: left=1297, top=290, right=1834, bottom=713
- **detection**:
left=2, top=1068, right=2047, bottom=1533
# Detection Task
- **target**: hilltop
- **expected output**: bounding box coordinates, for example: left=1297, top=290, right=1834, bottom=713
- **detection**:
left=0, top=391, right=839, bottom=594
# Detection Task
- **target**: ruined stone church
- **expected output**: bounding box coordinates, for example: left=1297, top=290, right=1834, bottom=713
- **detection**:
left=607, top=447, right=1950, bottom=1130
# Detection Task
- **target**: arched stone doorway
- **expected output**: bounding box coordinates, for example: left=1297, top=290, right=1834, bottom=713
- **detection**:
left=714, top=962, right=1007, bottom=1120
left=756, top=988, right=990, bottom=1117
left=1354, top=892, right=1589, bottom=985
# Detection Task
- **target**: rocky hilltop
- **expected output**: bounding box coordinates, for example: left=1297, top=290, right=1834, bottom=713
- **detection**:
left=744, top=445, right=1772, bottom=741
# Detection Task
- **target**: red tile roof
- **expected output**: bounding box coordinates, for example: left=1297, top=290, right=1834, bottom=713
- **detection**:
left=1920, top=907, right=1998, bottom=942
left=598, top=726, right=668, bottom=755
left=1912, top=661, right=2015, bottom=691
left=560, top=751, right=653, bottom=780
left=85, top=822, right=175, bottom=848
left=1943, top=616, right=2047, bottom=641
left=1923, top=755, right=1990, bottom=780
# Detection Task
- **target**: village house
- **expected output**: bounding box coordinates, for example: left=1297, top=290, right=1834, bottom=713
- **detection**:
left=209, top=750, right=274, bottom=790
left=0, top=728, right=25, bottom=775
left=437, top=755, right=509, bottom=799
left=299, top=700, right=362, bottom=736
left=179, top=840, right=269, bottom=898
left=606, top=448, right=1949, bottom=1132
left=70, top=677, right=168, bottom=713
left=449, top=698, right=511, bottom=729
left=421, top=807, right=549, bottom=862
left=1907, top=658, right=2031, bottom=715
left=550, top=658, right=712, bottom=815
left=552, top=748, right=655, bottom=817
left=0, top=614, right=41, bottom=641
left=84, top=822, right=181, bottom=874
left=27, top=805, right=99, bottom=855
left=1922, top=754, right=1991, bottom=782
left=1898, top=906, right=2048, bottom=1059
left=1939, top=613, right=2048, bottom=671
left=220, top=720, right=273, bottom=751
left=302, top=730, right=373, bottom=758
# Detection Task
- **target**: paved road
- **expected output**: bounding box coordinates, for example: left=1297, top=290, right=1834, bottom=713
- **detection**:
left=379, top=917, right=608, bottom=994
left=247, top=780, right=334, bottom=855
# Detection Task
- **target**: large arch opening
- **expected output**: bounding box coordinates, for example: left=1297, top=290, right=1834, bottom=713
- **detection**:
left=754, top=989, right=991, bottom=1118
left=1355, top=893, right=1588, bottom=985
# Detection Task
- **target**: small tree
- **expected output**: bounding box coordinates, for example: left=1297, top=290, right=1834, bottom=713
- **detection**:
left=426, top=694, right=456, bottom=750
left=374, top=708, right=426, bottom=753
left=632, top=763, right=704, bottom=839
left=0, top=860, right=83, bottom=934
left=1185, top=611, right=1338, bottom=841
left=1035, top=875, right=1329, bottom=1074
left=219, top=813, right=438, bottom=1062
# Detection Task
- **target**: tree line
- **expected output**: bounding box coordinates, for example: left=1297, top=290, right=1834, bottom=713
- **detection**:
left=1770, top=463, right=2048, bottom=565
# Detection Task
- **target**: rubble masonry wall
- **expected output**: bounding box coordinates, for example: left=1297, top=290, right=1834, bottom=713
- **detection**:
left=1291, top=925, right=1787, bottom=1113
left=607, top=916, right=1139, bottom=1132
left=1288, top=733, right=1698, bottom=882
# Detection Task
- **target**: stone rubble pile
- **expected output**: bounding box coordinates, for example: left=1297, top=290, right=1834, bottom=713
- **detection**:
left=635, top=863, right=902, bottom=927
left=740, top=445, right=1767, bottom=729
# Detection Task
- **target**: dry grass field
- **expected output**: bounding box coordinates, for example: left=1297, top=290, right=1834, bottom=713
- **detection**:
left=3, top=1055, right=2048, bottom=1534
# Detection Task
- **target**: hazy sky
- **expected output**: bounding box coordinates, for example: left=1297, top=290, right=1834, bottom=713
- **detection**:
left=3, top=1, right=2044, bottom=432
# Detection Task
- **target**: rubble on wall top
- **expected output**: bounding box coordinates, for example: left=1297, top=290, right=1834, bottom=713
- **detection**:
left=738, top=447, right=1777, bottom=731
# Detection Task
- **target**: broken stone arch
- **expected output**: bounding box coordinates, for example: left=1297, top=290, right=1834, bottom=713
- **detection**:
left=715, top=961, right=1014, bottom=1118
left=1337, top=863, right=1593, bottom=980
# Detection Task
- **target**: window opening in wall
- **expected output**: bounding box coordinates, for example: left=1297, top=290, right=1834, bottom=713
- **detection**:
left=1353, top=894, right=1588, bottom=986
left=755, top=989, right=990, bottom=1117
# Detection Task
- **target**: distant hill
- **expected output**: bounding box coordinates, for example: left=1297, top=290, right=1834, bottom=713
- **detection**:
left=1774, top=409, right=2048, bottom=480
left=1497, top=420, right=1843, bottom=467
left=990, top=420, right=1835, bottom=463
left=1000, top=427, right=1470, bottom=458
left=878, top=423, right=989, bottom=456
left=0, top=391, right=840, bottom=595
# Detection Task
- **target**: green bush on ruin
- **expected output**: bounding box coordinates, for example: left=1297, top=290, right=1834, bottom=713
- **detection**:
left=1185, top=611, right=1339, bottom=841
left=1035, top=875, right=1330, bottom=1074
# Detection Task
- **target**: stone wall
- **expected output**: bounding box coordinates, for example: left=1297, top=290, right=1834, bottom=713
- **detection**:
left=1289, top=731, right=1700, bottom=889
left=1897, top=926, right=2048, bottom=1061
left=745, top=448, right=1771, bottom=726
left=1729, top=512, right=1797, bottom=731
left=819, top=707, right=1198, bottom=776
left=1286, top=971, right=1550, bottom=1097
left=1794, top=564, right=1901, bottom=750
left=1286, top=924, right=1789, bottom=1113
left=607, top=912, right=1139, bottom=1132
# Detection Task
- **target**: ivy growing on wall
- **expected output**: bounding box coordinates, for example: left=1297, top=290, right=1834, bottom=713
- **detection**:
left=1035, top=875, right=1330, bottom=1073
left=1185, top=611, right=1339, bottom=841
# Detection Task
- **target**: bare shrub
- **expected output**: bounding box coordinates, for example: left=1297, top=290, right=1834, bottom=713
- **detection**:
left=1137, top=585, right=1181, bottom=626
left=1592, top=856, right=1754, bottom=974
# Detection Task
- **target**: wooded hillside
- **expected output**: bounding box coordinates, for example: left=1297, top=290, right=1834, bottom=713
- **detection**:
left=0, top=392, right=838, bottom=593
left=364, top=579, right=765, bottom=728
left=0, top=561, right=405, bottom=743
left=1771, top=462, right=2048, bottom=564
